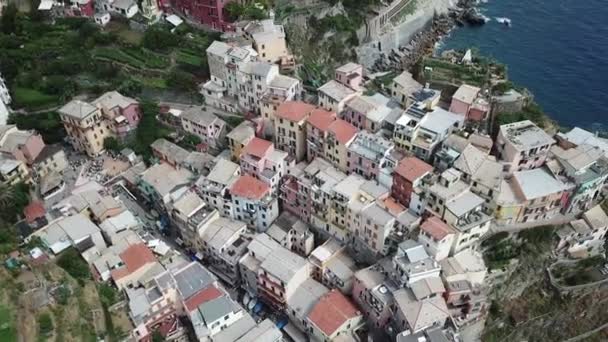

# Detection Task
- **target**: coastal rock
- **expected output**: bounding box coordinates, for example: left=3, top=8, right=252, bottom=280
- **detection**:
left=463, top=9, right=487, bottom=26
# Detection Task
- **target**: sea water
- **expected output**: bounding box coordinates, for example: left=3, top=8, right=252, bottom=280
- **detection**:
left=440, top=0, right=608, bottom=131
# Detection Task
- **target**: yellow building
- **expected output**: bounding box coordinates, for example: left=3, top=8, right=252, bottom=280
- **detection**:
left=0, top=154, right=30, bottom=185
left=226, top=121, right=256, bottom=162
left=59, top=100, right=114, bottom=157
left=274, top=101, right=316, bottom=162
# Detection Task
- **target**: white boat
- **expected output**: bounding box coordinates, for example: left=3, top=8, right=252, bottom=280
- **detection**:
left=495, top=17, right=512, bottom=27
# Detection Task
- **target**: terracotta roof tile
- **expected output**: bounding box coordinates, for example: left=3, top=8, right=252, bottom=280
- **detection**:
left=394, top=157, right=433, bottom=182
left=383, top=197, right=406, bottom=216
left=244, top=137, right=272, bottom=159
left=327, top=119, right=357, bottom=145
left=111, top=243, right=156, bottom=280
left=230, top=175, right=270, bottom=200
left=184, top=285, right=223, bottom=311
left=276, top=101, right=316, bottom=122
left=308, top=290, right=360, bottom=336
left=307, top=109, right=336, bottom=132
left=24, top=201, right=45, bottom=224
left=421, top=216, right=456, bottom=240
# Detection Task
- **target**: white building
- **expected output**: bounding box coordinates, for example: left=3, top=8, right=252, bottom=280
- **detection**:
left=229, top=175, right=279, bottom=232
left=556, top=205, right=608, bottom=259
left=0, top=72, right=10, bottom=125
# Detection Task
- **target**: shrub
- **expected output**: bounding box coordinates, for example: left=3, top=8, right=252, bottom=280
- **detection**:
left=142, top=26, right=180, bottom=51
left=9, top=111, right=66, bottom=144
left=12, top=88, right=59, bottom=110
left=104, top=137, right=123, bottom=153
left=57, top=248, right=91, bottom=281
left=38, top=312, right=53, bottom=335
left=98, top=283, right=120, bottom=306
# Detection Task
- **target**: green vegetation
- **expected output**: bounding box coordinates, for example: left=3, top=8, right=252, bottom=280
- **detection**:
left=8, top=112, right=66, bottom=144
left=179, top=134, right=202, bottom=150
left=484, top=238, right=519, bottom=270
left=552, top=256, right=605, bottom=286
left=38, top=312, right=54, bottom=335
left=483, top=226, right=556, bottom=270
left=142, top=25, right=181, bottom=51
left=57, top=249, right=91, bottom=283
left=176, top=50, right=205, bottom=67
left=93, top=47, right=170, bottom=70
left=166, top=68, right=197, bottom=92
left=421, top=57, right=487, bottom=87
left=482, top=231, right=509, bottom=247
left=0, top=14, right=217, bottom=111
left=0, top=182, right=30, bottom=255
left=0, top=304, right=17, bottom=342
left=224, top=116, right=245, bottom=128
left=131, top=101, right=173, bottom=161
left=493, top=81, right=515, bottom=95
left=391, top=0, right=418, bottom=24
left=104, top=137, right=123, bottom=153
left=98, top=284, right=120, bottom=307
left=98, top=102, right=173, bottom=162
left=497, top=102, right=552, bottom=129
left=517, top=226, right=556, bottom=250
left=225, top=1, right=268, bottom=21
left=12, top=88, right=59, bottom=110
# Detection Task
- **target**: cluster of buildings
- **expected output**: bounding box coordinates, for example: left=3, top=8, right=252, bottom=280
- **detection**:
left=7, top=21, right=608, bottom=341
left=0, top=123, right=68, bottom=196
left=37, top=0, right=228, bottom=29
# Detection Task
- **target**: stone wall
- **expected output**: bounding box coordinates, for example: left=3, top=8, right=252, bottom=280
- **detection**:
left=356, top=0, right=456, bottom=69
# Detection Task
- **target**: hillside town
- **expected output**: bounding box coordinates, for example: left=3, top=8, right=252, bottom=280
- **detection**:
left=1, top=1, right=608, bottom=342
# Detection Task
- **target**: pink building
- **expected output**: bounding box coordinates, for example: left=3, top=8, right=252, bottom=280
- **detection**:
left=341, top=94, right=393, bottom=133
left=0, top=126, right=45, bottom=165
left=240, top=137, right=290, bottom=193
left=306, top=108, right=337, bottom=162
left=467, top=98, right=490, bottom=122
left=67, top=0, right=95, bottom=16
left=496, top=120, right=555, bottom=173
left=335, top=63, right=364, bottom=91
left=171, top=0, right=235, bottom=31
left=347, top=131, right=394, bottom=181
left=449, top=84, right=481, bottom=117
left=280, top=172, right=305, bottom=219
left=92, top=91, right=141, bottom=138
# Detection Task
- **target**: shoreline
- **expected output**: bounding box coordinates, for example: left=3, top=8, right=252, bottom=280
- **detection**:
left=399, top=2, right=560, bottom=134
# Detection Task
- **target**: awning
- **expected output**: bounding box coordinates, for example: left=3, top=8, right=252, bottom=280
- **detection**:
left=166, top=14, right=183, bottom=27
left=253, top=301, right=263, bottom=314
left=38, top=0, right=54, bottom=10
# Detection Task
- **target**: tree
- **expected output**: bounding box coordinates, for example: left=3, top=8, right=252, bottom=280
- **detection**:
left=0, top=183, right=29, bottom=224
left=224, top=2, right=245, bottom=21
left=0, top=184, right=14, bottom=210
left=104, top=137, right=123, bottom=153
left=166, top=68, right=197, bottom=93
left=98, top=283, right=119, bottom=306
left=142, top=26, right=180, bottom=51
left=1, top=3, right=18, bottom=34
left=38, top=313, right=54, bottom=335
left=9, top=112, right=66, bottom=144
left=131, top=101, right=168, bottom=161
left=57, top=248, right=91, bottom=281
left=152, top=330, right=164, bottom=342
left=179, top=134, right=202, bottom=150
left=244, top=5, right=267, bottom=20
left=29, top=0, right=44, bottom=22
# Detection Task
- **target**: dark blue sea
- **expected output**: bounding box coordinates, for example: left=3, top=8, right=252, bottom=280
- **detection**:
left=439, top=0, right=608, bottom=131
